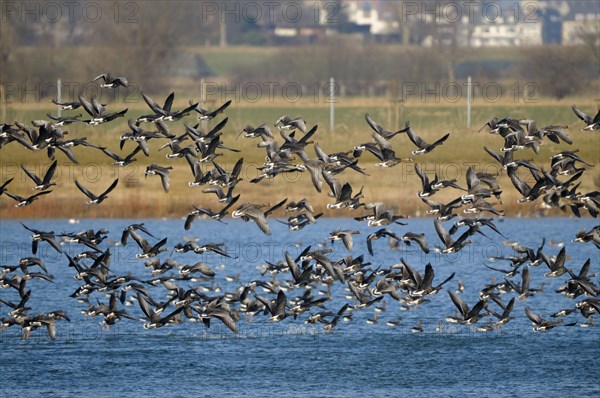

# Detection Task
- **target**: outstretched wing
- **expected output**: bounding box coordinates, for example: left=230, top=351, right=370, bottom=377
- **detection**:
left=42, top=160, right=58, bottom=184
left=365, top=113, right=383, bottom=135
left=525, top=306, right=542, bottom=325
left=74, top=180, right=96, bottom=200
left=265, top=198, right=288, bottom=217
left=91, top=96, right=105, bottom=116
left=99, top=179, right=119, bottom=198
left=448, top=290, right=469, bottom=318
left=142, top=92, right=165, bottom=115
left=414, top=163, right=429, bottom=187
left=78, top=95, right=96, bottom=117
left=252, top=214, right=271, bottom=236
left=431, top=133, right=450, bottom=148
left=434, top=219, right=452, bottom=247
left=406, top=126, right=427, bottom=148
left=93, top=73, right=108, bottom=83
left=210, top=100, right=232, bottom=117
left=21, top=165, right=42, bottom=185
left=162, top=92, right=175, bottom=113
left=572, top=105, right=591, bottom=123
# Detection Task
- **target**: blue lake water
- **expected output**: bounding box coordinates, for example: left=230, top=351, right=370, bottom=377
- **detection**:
left=0, top=217, right=598, bottom=397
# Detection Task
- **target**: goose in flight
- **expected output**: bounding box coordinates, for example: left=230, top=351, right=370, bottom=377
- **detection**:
left=365, top=113, right=409, bottom=139
left=46, top=113, right=82, bottom=127
left=131, top=232, right=168, bottom=259
left=100, top=146, right=141, bottom=167
left=388, top=231, right=430, bottom=254
left=21, top=222, right=62, bottom=254
left=275, top=115, right=307, bottom=133
left=414, top=163, right=464, bottom=197
left=358, top=202, right=407, bottom=227
left=572, top=105, right=600, bottom=131
left=232, top=198, right=287, bottom=235
left=286, top=198, right=314, bottom=213
left=406, top=123, right=450, bottom=155
left=371, top=133, right=412, bottom=167
left=408, top=263, right=455, bottom=298
left=540, top=246, right=570, bottom=277
left=324, top=172, right=364, bottom=209
left=447, top=290, right=489, bottom=325
left=525, top=307, right=572, bottom=331
left=193, top=99, right=232, bottom=120
left=366, top=228, right=400, bottom=256
left=79, top=95, right=128, bottom=125
left=145, top=164, right=172, bottom=193
left=141, top=92, right=197, bottom=122
left=74, top=178, right=119, bottom=204
left=184, top=194, right=240, bottom=230
left=193, top=298, right=238, bottom=333
left=52, top=98, right=81, bottom=110
left=238, top=123, right=274, bottom=140
left=255, top=290, right=289, bottom=321
left=137, top=293, right=183, bottom=329
left=93, top=73, right=128, bottom=88
left=434, top=219, right=475, bottom=254
left=5, top=190, right=52, bottom=207
left=21, top=160, right=57, bottom=190
left=328, top=229, right=360, bottom=252
left=0, top=177, right=14, bottom=196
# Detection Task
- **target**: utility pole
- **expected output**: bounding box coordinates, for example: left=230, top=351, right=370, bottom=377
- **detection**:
left=466, top=76, right=472, bottom=129
left=57, top=79, right=62, bottom=118
left=220, top=19, right=227, bottom=47
left=330, top=77, right=335, bottom=133
left=200, top=78, right=207, bottom=131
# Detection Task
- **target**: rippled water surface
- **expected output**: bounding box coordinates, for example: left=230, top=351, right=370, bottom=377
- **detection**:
left=1, top=217, right=598, bottom=397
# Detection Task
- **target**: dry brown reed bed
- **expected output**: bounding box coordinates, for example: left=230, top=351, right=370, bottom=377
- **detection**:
left=0, top=159, right=592, bottom=220
left=1, top=98, right=598, bottom=219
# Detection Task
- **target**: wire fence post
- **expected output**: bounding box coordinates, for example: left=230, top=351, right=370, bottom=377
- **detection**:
left=200, top=78, right=205, bottom=108
left=57, top=78, right=62, bottom=118
left=396, top=99, right=404, bottom=128
left=466, top=76, right=472, bottom=129
left=200, top=78, right=206, bottom=131
left=0, top=84, right=5, bottom=122
left=330, top=77, right=335, bottom=133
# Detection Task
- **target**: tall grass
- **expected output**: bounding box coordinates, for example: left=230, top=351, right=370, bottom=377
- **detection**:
left=1, top=99, right=598, bottom=219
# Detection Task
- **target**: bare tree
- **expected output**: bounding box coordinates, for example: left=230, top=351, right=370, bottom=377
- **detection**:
left=575, top=24, right=600, bottom=65
left=522, top=45, right=593, bottom=99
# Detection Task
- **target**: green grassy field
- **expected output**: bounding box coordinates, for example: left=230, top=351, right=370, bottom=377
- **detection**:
left=1, top=97, right=598, bottom=219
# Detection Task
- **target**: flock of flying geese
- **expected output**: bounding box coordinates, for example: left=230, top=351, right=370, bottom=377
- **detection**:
left=0, top=72, right=599, bottom=340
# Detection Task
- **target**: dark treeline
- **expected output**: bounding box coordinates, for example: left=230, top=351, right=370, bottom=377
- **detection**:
left=230, top=43, right=599, bottom=99
left=1, top=1, right=598, bottom=98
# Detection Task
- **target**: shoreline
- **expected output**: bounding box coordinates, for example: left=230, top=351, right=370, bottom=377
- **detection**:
left=0, top=205, right=590, bottom=220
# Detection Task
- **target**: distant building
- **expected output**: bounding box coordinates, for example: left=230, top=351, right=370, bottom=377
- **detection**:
left=343, top=0, right=546, bottom=47
left=537, top=0, right=600, bottom=44
left=344, top=0, right=400, bottom=41
left=340, top=0, right=598, bottom=47
left=561, top=3, right=600, bottom=45
left=271, top=21, right=327, bottom=44
left=466, top=21, right=542, bottom=47
left=269, top=1, right=330, bottom=44
left=208, top=0, right=598, bottom=47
